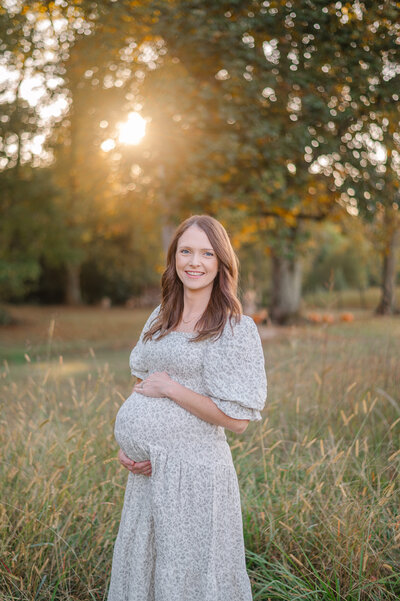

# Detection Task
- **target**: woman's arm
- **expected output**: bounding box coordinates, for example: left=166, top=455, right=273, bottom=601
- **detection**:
left=133, top=373, right=249, bottom=434
left=166, top=380, right=249, bottom=434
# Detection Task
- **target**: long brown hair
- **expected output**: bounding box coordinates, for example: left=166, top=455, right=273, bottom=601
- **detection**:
left=143, top=214, right=242, bottom=343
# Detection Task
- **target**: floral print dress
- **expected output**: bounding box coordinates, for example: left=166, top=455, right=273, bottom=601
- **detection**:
left=107, top=304, right=267, bottom=601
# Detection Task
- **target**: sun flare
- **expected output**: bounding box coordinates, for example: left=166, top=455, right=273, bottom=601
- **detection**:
left=117, top=112, right=146, bottom=145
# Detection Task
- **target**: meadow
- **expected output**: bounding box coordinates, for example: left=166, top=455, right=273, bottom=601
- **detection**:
left=1, top=290, right=399, bottom=600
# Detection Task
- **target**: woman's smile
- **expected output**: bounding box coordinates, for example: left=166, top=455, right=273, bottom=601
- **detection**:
left=184, top=270, right=205, bottom=278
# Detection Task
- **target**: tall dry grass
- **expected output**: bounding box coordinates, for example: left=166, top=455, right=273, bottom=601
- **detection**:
left=240, top=319, right=400, bottom=600
left=1, top=363, right=123, bottom=600
left=1, top=313, right=399, bottom=600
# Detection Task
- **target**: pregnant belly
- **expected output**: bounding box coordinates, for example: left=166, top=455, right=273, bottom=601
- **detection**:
left=114, top=392, right=181, bottom=462
left=114, top=391, right=229, bottom=465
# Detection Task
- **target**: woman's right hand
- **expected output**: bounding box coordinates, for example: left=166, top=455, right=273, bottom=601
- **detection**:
left=117, top=448, right=152, bottom=477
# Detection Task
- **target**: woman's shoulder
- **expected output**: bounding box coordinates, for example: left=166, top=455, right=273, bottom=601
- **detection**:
left=227, top=312, right=257, bottom=330
left=219, top=313, right=258, bottom=341
left=205, top=313, right=264, bottom=363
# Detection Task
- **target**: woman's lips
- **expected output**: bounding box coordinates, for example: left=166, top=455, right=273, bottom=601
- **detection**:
left=184, top=271, right=204, bottom=278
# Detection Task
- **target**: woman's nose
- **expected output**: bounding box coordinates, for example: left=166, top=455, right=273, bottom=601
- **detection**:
left=189, top=254, right=201, bottom=266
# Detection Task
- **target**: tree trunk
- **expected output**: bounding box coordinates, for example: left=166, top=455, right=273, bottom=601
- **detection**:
left=65, top=264, right=82, bottom=305
left=376, top=225, right=399, bottom=315
left=270, top=254, right=302, bottom=323
left=157, top=163, right=176, bottom=256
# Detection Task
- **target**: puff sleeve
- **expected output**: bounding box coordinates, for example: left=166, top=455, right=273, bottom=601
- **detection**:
left=129, top=304, right=161, bottom=379
left=203, top=315, right=267, bottom=421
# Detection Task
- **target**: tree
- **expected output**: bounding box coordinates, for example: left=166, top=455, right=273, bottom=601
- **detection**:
left=0, top=3, right=66, bottom=307
left=337, top=128, right=400, bottom=315
left=2, top=1, right=399, bottom=315
left=131, top=0, right=400, bottom=320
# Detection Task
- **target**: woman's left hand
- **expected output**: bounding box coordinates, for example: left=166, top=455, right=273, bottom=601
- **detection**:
left=133, top=371, right=174, bottom=398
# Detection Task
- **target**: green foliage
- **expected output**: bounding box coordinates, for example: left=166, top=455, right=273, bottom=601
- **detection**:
left=80, top=207, right=163, bottom=304
left=141, top=1, right=400, bottom=224
left=304, top=223, right=371, bottom=293
left=0, top=167, right=65, bottom=300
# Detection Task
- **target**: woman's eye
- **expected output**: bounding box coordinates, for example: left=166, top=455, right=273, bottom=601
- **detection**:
left=180, top=249, right=213, bottom=256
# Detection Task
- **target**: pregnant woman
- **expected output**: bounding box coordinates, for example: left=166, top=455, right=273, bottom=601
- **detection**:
left=107, top=214, right=267, bottom=601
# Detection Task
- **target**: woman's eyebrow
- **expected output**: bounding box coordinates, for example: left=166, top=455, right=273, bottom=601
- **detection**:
left=177, top=245, right=214, bottom=251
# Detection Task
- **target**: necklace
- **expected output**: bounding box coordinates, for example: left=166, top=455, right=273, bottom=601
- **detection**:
left=182, top=312, right=203, bottom=324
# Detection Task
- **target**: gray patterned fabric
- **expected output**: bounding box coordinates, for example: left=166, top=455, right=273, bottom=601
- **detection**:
left=107, top=304, right=267, bottom=601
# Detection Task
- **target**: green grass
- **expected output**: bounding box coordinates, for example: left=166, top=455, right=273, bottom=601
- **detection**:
left=0, top=302, right=399, bottom=600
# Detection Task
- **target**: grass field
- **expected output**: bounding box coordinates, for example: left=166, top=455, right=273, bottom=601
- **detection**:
left=1, top=294, right=399, bottom=600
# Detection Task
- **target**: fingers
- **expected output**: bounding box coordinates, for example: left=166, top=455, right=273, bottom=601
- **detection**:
left=132, top=460, right=152, bottom=476
left=125, top=459, right=152, bottom=476
left=117, top=449, right=152, bottom=476
left=132, top=460, right=150, bottom=469
left=133, top=460, right=152, bottom=476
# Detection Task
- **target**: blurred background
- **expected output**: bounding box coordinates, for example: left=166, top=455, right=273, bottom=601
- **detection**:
left=0, top=0, right=399, bottom=324
left=1, top=2, right=400, bottom=600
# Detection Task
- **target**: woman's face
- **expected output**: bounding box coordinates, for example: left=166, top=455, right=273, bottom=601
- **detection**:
left=175, top=225, right=219, bottom=293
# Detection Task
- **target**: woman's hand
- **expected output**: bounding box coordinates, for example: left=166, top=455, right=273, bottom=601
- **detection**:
left=117, top=448, right=152, bottom=477
left=133, top=371, right=174, bottom=398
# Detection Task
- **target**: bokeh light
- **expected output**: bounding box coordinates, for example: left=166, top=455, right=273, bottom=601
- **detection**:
left=117, top=112, right=146, bottom=145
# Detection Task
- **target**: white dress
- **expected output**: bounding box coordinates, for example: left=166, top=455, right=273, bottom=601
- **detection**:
left=107, top=304, right=267, bottom=601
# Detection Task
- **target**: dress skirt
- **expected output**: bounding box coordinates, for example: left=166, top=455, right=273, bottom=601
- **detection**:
left=106, top=439, right=253, bottom=601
